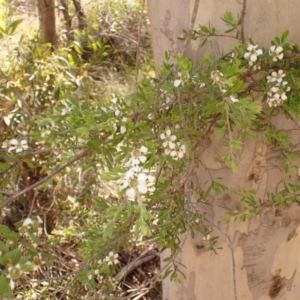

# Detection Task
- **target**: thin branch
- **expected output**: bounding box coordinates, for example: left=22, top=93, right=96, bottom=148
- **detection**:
left=0, top=148, right=90, bottom=211
left=181, top=0, right=201, bottom=54
left=134, top=0, right=146, bottom=91
left=116, top=252, right=157, bottom=281
left=240, top=0, right=247, bottom=43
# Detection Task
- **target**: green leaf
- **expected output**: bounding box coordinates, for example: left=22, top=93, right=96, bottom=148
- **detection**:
left=0, top=248, right=22, bottom=266
left=103, top=221, right=115, bottom=238
left=0, top=240, right=9, bottom=253
left=87, top=140, right=102, bottom=153
left=76, top=126, right=90, bottom=138
left=8, top=19, right=23, bottom=34
left=0, top=274, right=10, bottom=294
left=21, top=262, right=35, bottom=272
left=281, top=30, right=289, bottom=44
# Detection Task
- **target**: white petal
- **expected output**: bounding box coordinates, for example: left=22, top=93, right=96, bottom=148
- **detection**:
left=126, top=188, right=136, bottom=199
left=160, top=133, right=165, bottom=140
left=147, top=175, right=155, bottom=183
left=137, top=184, right=147, bottom=194
left=139, top=155, right=147, bottom=163
left=23, top=218, right=33, bottom=226
left=250, top=54, right=257, bottom=62
left=10, top=279, right=15, bottom=290
left=276, top=46, right=283, bottom=53
left=137, top=173, right=147, bottom=182
left=10, top=139, right=18, bottom=145
left=125, top=170, right=134, bottom=180
left=169, top=142, right=176, bottom=149
left=3, top=116, right=10, bottom=125
left=256, top=49, right=263, bottom=56
left=281, top=93, right=287, bottom=100
left=140, top=146, right=148, bottom=153
left=174, top=79, right=181, bottom=87
left=166, top=129, right=171, bottom=136
left=230, top=96, right=239, bottom=103
left=120, top=126, right=126, bottom=134
left=8, top=146, right=15, bottom=153
left=170, top=150, right=177, bottom=157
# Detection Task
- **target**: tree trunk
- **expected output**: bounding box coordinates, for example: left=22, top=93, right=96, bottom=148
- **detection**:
left=37, top=0, right=57, bottom=46
left=148, top=1, right=300, bottom=299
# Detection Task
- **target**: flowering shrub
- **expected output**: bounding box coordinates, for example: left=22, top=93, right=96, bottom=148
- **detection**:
left=1, top=7, right=300, bottom=299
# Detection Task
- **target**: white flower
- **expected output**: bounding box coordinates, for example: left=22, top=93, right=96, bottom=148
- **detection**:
left=32, top=254, right=44, bottom=270
left=123, top=167, right=155, bottom=200
left=270, top=86, right=287, bottom=101
left=267, top=70, right=286, bottom=84
left=125, top=172, right=148, bottom=199
left=269, top=45, right=283, bottom=62
left=23, top=218, right=33, bottom=227
left=199, top=82, right=205, bottom=88
left=170, top=143, right=186, bottom=160
left=97, top=259, right=102, bottom=265
left=203, top=234, right=211, bottom=242
left=174, top=72, right=190, bottom=87
left=128, top=146, right=148, bottom=166
left=160, top=129, right=177, bottom=149
left=211, top=70, right=223, bottom=84
left=110, top=97, right=121, bottom=116
left=230, top=96, right=239, bottom=103
left=267, top=98, right=282, bottom=107
left=244, top=44, right=263, bottom=65
left=105, top=251, right=119, bottom=266
left=8, top=139, right=28, bottom=153
left=7, top=264, right=22, bottom=290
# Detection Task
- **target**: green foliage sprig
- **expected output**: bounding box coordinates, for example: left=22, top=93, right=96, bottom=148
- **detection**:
left=1, top=7, right=300, bottom=298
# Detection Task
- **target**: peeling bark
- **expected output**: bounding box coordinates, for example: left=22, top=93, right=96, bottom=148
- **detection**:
left=148, top=0, right=300, bottom=299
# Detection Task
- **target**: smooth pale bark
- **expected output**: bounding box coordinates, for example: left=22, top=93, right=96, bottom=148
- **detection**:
left=147, top=1, right=300, bottom=299
left=37, top=0, right=57, bottom=46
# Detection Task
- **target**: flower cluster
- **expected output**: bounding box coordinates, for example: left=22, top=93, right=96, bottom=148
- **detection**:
left=160, top=129, right=186, bottom=160
left=122, top=145, right=155, bottom=201
left=266, top=70, right=290, bottom=107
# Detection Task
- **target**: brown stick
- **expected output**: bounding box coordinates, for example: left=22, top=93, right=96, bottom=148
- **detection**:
left=0, top=148, right=90, bottom=211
